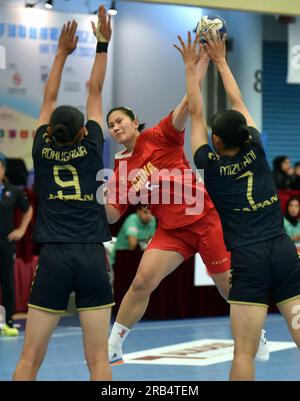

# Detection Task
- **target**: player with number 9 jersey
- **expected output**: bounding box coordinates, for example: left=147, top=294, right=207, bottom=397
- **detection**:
left=14, top=9, right=115, bottom=382
left=32, top=119, right=111, bottom=243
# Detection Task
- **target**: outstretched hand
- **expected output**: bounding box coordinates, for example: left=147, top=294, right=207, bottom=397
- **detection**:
left=173, top=32, right=202, bottom=68
left=91, top=5, right=112, bottom=42
left=203, top=30, right=227, bottom=63
left=58, top=20, right=79, bottom=55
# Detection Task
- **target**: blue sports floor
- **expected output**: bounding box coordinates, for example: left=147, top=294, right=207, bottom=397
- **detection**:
left=0, top=314, right=299, bottom=381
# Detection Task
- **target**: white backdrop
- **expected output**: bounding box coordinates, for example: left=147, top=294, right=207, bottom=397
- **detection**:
left=0, top=7, right=113, bottom=168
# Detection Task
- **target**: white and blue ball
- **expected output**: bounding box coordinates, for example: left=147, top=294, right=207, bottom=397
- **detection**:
left=196, top=15, right=227, bottom=43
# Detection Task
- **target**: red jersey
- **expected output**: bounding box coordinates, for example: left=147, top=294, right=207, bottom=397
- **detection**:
left=107, top=113, right=214, bottom=230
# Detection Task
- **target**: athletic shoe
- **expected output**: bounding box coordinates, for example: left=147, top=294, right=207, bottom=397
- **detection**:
left=109, top=344, right=124, bottom=365
left=1, top=324, right=19, bottom=337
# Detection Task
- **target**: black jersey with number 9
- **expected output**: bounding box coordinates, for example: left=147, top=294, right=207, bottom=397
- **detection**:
left=32, top=120, right=111, bottom=243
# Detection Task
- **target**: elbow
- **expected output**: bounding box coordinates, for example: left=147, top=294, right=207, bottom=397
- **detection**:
left=28, top=205, right=33, bottom=219
left=88, top=82, right=102, bottom=95
left=24, top=205, right=33, bottom=221
left=189, top=107, right=203, bottom=119
left=105, top=205, right=120, bottom=224
left=107, top=216, right=119, bottom=225
left=188, top=105, right=197, bottom=116
left=106, top=212, right=119, bottom=224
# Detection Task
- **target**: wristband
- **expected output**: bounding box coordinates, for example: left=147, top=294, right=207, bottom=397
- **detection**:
left=96, top=41, right=108, bottom=53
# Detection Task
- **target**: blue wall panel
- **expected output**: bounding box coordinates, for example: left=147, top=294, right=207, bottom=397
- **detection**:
left=263, top=41, right=300, bottom=166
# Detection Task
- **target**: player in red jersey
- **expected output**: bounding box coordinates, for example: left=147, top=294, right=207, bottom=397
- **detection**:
left=104, top=49, right=268, bottom=364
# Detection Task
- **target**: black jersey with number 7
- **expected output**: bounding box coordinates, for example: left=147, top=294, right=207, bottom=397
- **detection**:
left=193, top=127, right=284, bottom=250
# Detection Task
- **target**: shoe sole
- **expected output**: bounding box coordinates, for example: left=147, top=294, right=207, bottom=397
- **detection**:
left=110, top=358, right=124, bottom=366
left=1, top=332, right=19, bottom=336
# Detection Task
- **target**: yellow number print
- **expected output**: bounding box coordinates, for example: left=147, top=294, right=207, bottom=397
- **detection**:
left=236, top=170, right=255, bottom=209
left=53, top=164, right=81, bottom=200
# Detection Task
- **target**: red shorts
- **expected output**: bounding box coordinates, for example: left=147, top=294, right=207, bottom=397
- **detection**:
left=147, top=207, right=231, bottom=275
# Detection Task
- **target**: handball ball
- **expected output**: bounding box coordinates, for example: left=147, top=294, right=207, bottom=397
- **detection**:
left=196, top=15, right=227, bottom=43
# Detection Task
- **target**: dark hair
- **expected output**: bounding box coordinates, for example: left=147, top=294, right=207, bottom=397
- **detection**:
left=295, top=161, right=300, bottom=168
left=136, top=203, right=150, bottom=211
left=106, top=107, right=146, bottom=132
left=210, top=110, right=251, bottom=149
left=50, top=105, right=84, bottom=144
left=273, top=155, right=289, bottom=171
left=285, top=196, right=300, bottom=226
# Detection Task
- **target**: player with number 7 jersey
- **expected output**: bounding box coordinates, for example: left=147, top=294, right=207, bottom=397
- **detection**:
left=176, top=30, right=300, bottom=380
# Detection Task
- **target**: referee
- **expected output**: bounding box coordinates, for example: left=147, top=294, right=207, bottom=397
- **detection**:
left=0, top=152, right=33, bottom=336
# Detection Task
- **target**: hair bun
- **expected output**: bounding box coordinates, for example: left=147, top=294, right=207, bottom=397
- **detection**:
left=52, top=124, right=70, bottom=142
left=237, top=124, right=250, bottom=139
left=53, top=124, right=68, bottom=134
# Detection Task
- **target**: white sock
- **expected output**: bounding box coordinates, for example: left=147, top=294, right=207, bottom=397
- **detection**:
left=109, top=322, right=131, bottom=348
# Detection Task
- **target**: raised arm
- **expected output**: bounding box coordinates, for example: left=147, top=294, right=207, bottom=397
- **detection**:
left=87, top=5, right=111, bottom=128
left=174, top=32, right=208, bottom=156
left=37, top=21, right=78, bottom=126
left=172, top=47, right=210, bottom=131
left=204, top=31, right=258, bottom=129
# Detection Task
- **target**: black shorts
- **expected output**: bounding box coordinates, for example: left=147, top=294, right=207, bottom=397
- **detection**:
left=29, top=243, right=114, bottom=313
left=228, top=234, right=300, bottom=307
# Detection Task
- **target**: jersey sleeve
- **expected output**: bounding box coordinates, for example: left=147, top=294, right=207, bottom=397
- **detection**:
left=123, top=215, right=139, bottom=237
left=32, top=125, right=49, bottom=155
left=194, top=144, right=219, bottom=170
left=83, top=120, right=104, bottom=153
left=249, top=126, right=263, bottom=148
left=151, top=112, right=185, bottom=146
left=15, top=189, right=30, bottom=213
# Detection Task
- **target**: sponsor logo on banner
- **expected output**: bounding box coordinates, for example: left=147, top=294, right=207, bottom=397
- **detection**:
left=12, top=72, right=22, bottom=86
left=0, top=129, right=5, bottom=138
left=8, top=129, right=17, bottom=138
left=8, top=72, right=26, bottom=94
left=20, top=130, right=29, bottom=139
left=123, top=339, right=297, bottom=366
